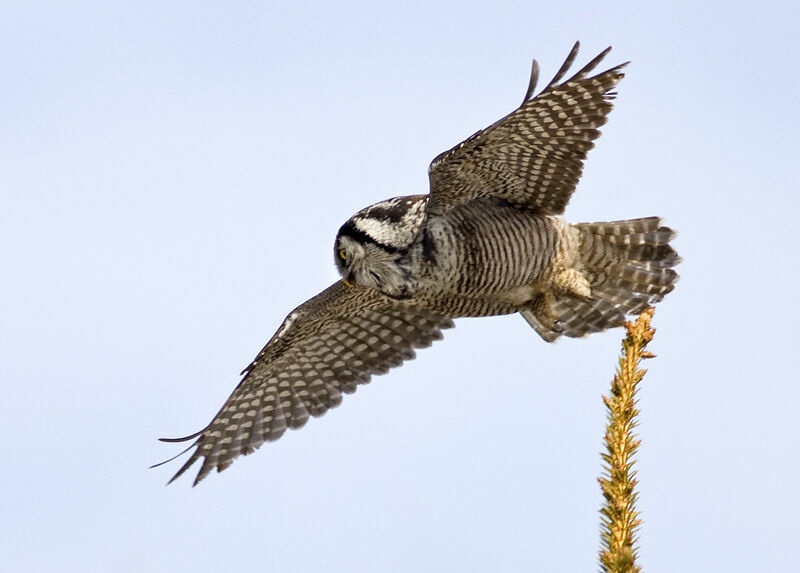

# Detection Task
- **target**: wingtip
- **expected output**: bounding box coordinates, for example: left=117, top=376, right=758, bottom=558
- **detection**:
left=192, top=472, right=207, bottom=488
left=158, top=428, right=205, bottom=443
left=521, top=59, right=540, bottom=105
left=569, top=45, right=617, bottom=81
left=537, top=42, right=627, bottom=93
left=164, top=450, right=204, bottom=486
left=542, top=41, right=582, bottom=92
left=150, top=444, right=197, bottom=489
left=153, top=431, right=206, bottom=485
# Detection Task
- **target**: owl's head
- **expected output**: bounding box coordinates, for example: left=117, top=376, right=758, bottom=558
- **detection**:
left=334, top=195, right=427, bottom=296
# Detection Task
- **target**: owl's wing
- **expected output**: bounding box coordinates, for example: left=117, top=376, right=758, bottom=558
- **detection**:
left=426, top=42, right=626, bottom=218
left=159, top=281, right=454, bottom=486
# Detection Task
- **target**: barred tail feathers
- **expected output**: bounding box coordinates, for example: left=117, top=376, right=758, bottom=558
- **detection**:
left=523, top=217, right=680, bottom=341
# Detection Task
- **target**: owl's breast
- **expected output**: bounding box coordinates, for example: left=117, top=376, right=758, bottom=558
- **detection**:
left=413, top=200, right=564, bottom=297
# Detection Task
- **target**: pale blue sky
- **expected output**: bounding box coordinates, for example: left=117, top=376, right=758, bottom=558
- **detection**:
left=2, top=1, right=798, bottom=571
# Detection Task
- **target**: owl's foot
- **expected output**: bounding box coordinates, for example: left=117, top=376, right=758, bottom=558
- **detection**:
left=520, top=292, right=564, bottom=342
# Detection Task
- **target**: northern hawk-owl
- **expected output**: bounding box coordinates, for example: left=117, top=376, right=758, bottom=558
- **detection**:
left=159, top=43, right=680, bottom=485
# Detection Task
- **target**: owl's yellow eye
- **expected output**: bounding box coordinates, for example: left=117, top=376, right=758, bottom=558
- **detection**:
left=338, top=249, right=347, bottom=261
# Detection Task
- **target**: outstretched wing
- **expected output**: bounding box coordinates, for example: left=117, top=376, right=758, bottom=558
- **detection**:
left=426, top=42, right=626, bottom=218
left=160, top=281, right=454, bottom=486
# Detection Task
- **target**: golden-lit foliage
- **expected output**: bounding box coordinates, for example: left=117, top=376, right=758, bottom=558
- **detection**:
left=598, top=308, right=656, bottom=573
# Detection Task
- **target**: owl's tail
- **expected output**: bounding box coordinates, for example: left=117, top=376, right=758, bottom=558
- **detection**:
left=522, top=217, right=680, bottom=341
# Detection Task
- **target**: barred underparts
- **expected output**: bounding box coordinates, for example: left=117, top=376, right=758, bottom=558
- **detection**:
left=158, top=42, right=680, bottom=485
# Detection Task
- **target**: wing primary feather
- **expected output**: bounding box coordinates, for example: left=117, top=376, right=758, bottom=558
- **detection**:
left=158, top=282, right=454, bottom=485
left=567, top=46, right=615, bottom=82
left=166, top=446, right=204, bottom=485
left=195, top=433, right=225, bottom=484
left=542, top=41, right=581, bottom=92
left=521, top=59, right=539, bottom=106
left=158, top=428, right=206, bottom=443
left=149, top=444, right=195, bottom=469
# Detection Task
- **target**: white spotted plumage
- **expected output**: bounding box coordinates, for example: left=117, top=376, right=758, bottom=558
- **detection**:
left=159, top=42, right=680, bottom=485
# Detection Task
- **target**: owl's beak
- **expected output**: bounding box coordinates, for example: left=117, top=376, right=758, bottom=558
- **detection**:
left=343, top=278, right=352, bottom=287
left=343, top=271, right=354, bottom=287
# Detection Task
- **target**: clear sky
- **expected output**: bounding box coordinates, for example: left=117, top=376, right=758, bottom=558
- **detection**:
left=2, top=1, right=798, bottom=571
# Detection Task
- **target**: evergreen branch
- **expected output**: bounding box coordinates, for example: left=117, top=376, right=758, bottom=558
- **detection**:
left=598, top=308, right=656, bottom=573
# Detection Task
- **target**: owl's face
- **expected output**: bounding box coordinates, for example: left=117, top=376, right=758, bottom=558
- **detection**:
left=334, top=234, right=405, bottom=293
left=334, top=195, right=427, bottom=298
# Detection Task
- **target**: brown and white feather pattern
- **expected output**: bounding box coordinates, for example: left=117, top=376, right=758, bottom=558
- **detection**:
left=164, top=281, right=453, bottom=486
left=420, top=199, right=564, bottom=298
left=427, top=42, right=625, bottom=218
left=551, top=218, right=680, bottom=339
left=160, top=43, right=681, bottom=485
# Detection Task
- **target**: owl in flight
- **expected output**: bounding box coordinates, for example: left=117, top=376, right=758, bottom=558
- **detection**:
left=159, top=42, right=680, bottom=485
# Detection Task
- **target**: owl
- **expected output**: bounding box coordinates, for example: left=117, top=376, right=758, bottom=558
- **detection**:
left=158, top=42, right=680, bottom=485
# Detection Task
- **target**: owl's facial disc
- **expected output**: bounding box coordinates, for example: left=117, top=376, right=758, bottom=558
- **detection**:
left=334, top=235, right=361, bottom=285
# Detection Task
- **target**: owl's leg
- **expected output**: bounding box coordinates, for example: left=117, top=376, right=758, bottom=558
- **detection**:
left=544, top=218, right=681, bottom=339
left=519, top=268, right=594, bottom=342
left=553, top=268, right=592, bottom=299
